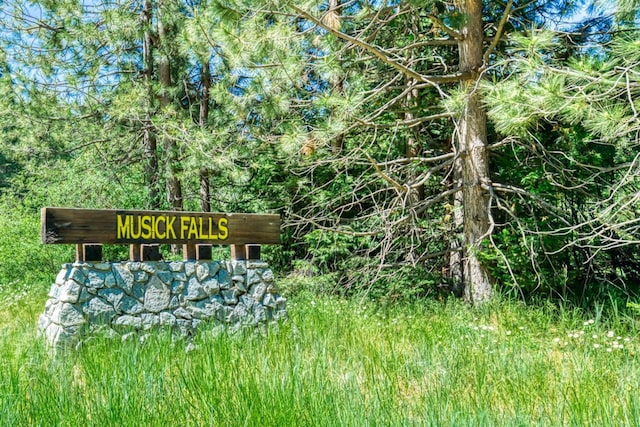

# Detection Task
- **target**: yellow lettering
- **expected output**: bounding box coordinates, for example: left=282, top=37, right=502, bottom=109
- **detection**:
left=166, top=216, right=176, bottom=239
left=141, top=215, right=153, bottom=239
left=117, top=215, right=131, bottom=239
left=130, top=215, right=142, bottom=239
left=180, top=216, right=189, bottom=239
left=218, top=217, right=228, bottom=240
left=208, top=217, right=218, bottom=240
left=187, top=217, right=199, bottom=239
left=154, top=216, right=165, bottom=239
left=198, top=217, right=208, bottom=239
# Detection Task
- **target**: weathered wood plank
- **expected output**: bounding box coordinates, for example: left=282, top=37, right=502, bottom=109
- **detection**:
left=41, top=207, right=281, bottom=245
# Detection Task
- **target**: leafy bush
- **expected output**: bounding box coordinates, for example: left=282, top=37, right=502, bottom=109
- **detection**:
left=0, top=199, right=72, bottom=294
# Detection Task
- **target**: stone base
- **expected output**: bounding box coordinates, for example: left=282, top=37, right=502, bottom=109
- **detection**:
left=38, top=260, right=286, bottom=348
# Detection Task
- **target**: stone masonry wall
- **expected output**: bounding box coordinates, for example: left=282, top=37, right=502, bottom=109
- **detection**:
left=38, top=260, right=287, bottom=348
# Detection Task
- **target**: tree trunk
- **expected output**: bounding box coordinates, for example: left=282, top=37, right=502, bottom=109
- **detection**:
left=157, top=0, right=182, bottom=212
left=454, top=0, right=493, bottom=304
left=200, top=60, right=211, bottom=212
left=142, top=0, right=160, bottom=209
left=327, top=0, right=344, bottom=154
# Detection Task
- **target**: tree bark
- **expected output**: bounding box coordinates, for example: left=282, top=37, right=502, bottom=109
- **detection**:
left=142, top=0, right=160, bottom=209
left=454, top=0, right=493, bottom=304
left=200, top=60, right=211, bottom=212
left=157, top=0, right=182, bottom=212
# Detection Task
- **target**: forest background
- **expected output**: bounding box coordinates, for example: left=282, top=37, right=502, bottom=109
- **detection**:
left=0, top=0, right=639, bottom=307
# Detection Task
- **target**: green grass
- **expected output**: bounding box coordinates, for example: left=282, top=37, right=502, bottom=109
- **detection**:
left=1, top=288, right=640, bottom=426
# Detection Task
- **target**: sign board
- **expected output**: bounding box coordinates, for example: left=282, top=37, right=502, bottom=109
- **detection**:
left=41, top=207, right=280, bottom=245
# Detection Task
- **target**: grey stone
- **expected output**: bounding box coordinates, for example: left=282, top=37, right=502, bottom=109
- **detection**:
left=227, top=304, right=249, bottom=324
left=187, top=300, right=215, bottom=320
left=121, top=296, right=145, bottom=315
left=159, top=312, right=176, bottom=327
left=196, top=263, right=210, bottom=281
left=220, top=306, right=233, bottom=322
left=55, top=269, right=69, bottom=285
left=133, top=271, right=148, bottom=283
left=69, top=267, right=86, bottom=284
left=93, top=262, right=112, bottom=271
left=169, top=296, right=180, bottom=310
left=176, top=319, right=192, bottom=335
left=104, top=272, right=117, bottom=288
left=45, top=323, right=62, bottom=346
left=240, top=295, right=256, bottom=311
left=253, top=304, right=266, bottom=323
left=132, top=283, right=145, bottom=301
left=203, top=278, right=220, bottom=296
left=155, top=262, right=169, bottom=271
left=233, top=262, right=247, bottom=275
left=128, top=262, right=141, bottom=272
left=83, top=298, right=116, bottom=324
left=157, top=269, right=172, bottom=285
left=78, top=287, right=91, bottom=304
left=113, top=264, right=134, bottom=294
left=184, top=262, right=197, bottom=278
left=144, top=276, right=171, bottom=313
left=247, top=270, right=261, bottom=285
left=234, top=276, right=247, bottom=293
left=48, top=283, right=60, bottom=300
left=40, top=260, right=286, bottom=347
left=250, top=283, right=267, bottom=301
left=140, top=262, right=156, bottom=274
left=261, top=269, right=275, bottom=283
left=171, top=279, right=185, bottom=294
left=218, top=269, right=231, bottom=289
left=44, top=298, right=54, bottom=313
left=174, top=307, right=192, bottom=320
left=222, top=289, right=238, bottom=305
left=55, top=303, right=85, bottom=327
left=169, top=262, right=184, bottom=272
left=247, top=260, right=269, bottom=269
left=141, top=313, right=160, bottom=330
left=114, top=315, right=143, bottom=330
left=263, top=293, right=277, bottom=308
left=59, top=280, right=83, bottom=304
left=208, top=262, right=220, bottom=276
left=185, top=277, right=207, bottom=301
left=98, top=288, right=124, bottom=312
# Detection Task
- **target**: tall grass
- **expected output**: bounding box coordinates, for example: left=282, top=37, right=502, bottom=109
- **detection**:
left=1, top=290, right=639, bottom=426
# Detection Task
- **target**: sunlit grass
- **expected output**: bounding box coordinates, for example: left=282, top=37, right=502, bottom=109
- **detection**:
left=1, top=289, right=639, bottom=426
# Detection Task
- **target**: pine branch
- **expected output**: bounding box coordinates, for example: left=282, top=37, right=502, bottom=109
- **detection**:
left=292, top=6, right=469, bottom=86
left=483, top=0, right=513, bottom=65
left=427, top=14, right=463, bottom=41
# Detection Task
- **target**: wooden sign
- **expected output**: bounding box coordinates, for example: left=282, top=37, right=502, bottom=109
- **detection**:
left=41, top=207, right=280, bottom=245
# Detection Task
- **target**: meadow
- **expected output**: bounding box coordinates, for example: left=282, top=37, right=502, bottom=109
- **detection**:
left=1, top=282, right=639, bottom=426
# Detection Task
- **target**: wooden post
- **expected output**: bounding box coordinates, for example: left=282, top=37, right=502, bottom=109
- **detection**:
left=231, top=244, right=246, bottom=260
left=129, top=244, right=141, bottom=262
left=75, top=244, right=84, bottom=262
left=183, top=244, right=196, bottom=261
